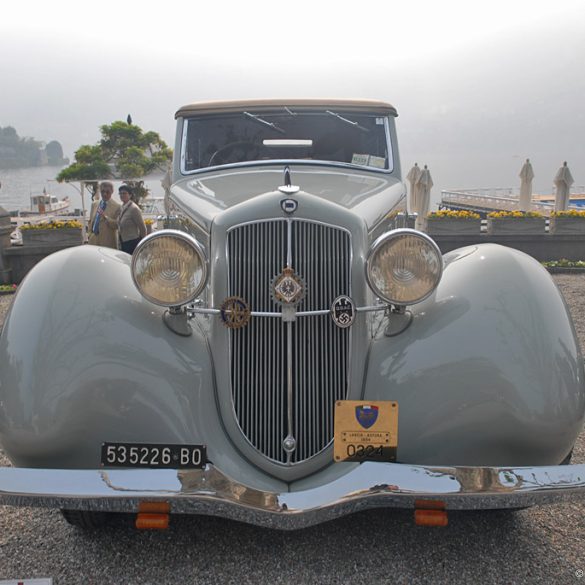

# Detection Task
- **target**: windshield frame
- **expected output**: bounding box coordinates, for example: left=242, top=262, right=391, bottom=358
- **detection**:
left=179, top=112, right=394, bottom=176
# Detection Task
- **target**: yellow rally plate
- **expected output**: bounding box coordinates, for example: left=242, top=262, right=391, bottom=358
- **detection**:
left=334, top=400, right=398, bottom=463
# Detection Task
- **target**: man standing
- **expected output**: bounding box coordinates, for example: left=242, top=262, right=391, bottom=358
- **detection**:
left=88, top=181, right=121, bottom=248
left=118, top=184, right=147, bottom=254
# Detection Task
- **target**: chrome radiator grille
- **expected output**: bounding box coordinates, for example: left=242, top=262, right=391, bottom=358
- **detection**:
left=227, top=219, right=351, bottom=464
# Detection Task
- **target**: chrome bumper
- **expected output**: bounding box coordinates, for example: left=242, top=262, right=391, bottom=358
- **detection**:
left=1, top=462, right=584, bottom=529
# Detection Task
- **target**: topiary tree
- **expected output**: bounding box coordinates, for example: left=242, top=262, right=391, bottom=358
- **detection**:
left=57, top=121, right=172, bottom=201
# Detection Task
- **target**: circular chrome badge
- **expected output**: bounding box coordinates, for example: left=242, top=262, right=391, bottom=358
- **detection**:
left=331, top=295, right=355, bottom=328
left=220, top=296, right=251, bottom=329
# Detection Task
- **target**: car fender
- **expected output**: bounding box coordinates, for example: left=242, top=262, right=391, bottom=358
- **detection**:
left=0, top=245, right=286, bottom=490
left=364, top=243, right=585, bottom=466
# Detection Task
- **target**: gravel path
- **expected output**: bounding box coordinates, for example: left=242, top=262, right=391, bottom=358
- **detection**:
left=1, top=278, right=585, bottom=585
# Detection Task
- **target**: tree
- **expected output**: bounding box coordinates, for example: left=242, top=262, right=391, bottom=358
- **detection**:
left=57, top=121, right=172, bottom=200
left=0, top=126, right=44, bottom=169
left=45, top=140, right=68, bottom=166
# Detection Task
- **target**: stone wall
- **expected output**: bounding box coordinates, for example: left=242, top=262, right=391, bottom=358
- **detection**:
left=0, top=206, right=83, bottom=284
left=431, top=234, right=585, bottom=262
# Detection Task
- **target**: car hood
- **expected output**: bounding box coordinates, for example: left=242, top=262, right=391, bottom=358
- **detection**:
left=170, top=165, right=405, bottom=233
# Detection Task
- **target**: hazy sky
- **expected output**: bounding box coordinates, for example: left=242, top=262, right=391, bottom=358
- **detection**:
left=2, top=0, right=585, bottom=195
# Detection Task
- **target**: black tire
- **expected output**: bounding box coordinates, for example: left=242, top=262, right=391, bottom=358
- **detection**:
left=60, top=509, right=110, bottom=529
left=560, top=449, right=573, bottom=465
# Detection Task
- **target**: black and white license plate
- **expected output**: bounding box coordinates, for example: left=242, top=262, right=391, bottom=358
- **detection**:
left=101, top=442, right=206, bottom=469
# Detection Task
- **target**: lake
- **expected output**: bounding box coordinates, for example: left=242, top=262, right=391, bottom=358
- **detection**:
left=0, top=166, right=166, bottom=213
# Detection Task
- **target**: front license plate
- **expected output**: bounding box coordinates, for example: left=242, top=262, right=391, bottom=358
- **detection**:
left=334, top=400, right=398, bottom=463
left=101, top=442, right=206, bottom=469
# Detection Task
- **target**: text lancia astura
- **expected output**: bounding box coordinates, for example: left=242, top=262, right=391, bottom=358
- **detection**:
left=1, top=99, right=585, bottom=529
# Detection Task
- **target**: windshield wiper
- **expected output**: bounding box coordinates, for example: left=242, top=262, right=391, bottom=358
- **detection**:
left=243, top=111, right=286, bottom=134
left=326, top=110, right=370, bottom=133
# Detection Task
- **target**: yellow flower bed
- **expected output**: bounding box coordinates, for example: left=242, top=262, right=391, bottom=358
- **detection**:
left=427, top=210, right=480, bottom=219
left=551, top=210, right=585, bottom=218
left=20, top=220, right=83, bottom=231
left=488, top=211, right=543, bottom=218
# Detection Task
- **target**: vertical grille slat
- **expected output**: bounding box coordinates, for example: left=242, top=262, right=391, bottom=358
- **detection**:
left=228, top=219, right=351, bottom=465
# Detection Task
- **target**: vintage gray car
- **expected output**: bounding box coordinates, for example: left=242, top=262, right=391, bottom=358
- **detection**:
left=1, top=99, right=585, bottom=530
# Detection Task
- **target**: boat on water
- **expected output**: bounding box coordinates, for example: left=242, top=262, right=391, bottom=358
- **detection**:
left=18, top=189, right=70, bottom=216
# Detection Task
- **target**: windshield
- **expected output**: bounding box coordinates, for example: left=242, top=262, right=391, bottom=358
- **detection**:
left=182, top=109, right=392, bottom=173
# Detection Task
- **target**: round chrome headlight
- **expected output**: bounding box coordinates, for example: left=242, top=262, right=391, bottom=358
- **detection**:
left=366, top=229, right=443, bottom=305
left=132, top=230, right=207, bottom=307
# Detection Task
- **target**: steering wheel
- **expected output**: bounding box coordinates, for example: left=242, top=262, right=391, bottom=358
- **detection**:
left=208, top=141, right=260, bottom=166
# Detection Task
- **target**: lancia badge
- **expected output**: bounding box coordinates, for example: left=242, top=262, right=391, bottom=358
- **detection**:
left=331, top=295, right=355, bottom=328
left=272, top=267, right=305, bottom=305
left=355, top=405, right=379, bottom=429
left=220, top=296, right=251, bottom=329
left=281, top=199, right=298, bottom=214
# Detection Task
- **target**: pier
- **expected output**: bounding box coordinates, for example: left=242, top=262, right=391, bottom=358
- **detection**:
left=440, top=187, right=585, bottom=217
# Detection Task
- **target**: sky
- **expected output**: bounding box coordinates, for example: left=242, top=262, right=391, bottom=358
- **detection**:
left=1, top=0, right=585, bottom=198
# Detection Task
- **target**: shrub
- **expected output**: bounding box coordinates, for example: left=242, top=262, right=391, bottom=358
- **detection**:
left=488, top=211, right=543, bottom=218
left=427, top=210, right=480, bottom=219
left=20, top=220, right=83, bottom=231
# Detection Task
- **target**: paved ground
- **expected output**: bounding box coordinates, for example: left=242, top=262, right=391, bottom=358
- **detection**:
left=0, top=277, right=585, bottom=584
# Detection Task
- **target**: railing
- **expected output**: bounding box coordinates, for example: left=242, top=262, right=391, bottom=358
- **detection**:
left=440, top=187, right=585, bottom=216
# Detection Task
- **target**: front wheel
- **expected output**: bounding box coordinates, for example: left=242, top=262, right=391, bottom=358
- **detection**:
left=60, top=509, right=110, bottom=529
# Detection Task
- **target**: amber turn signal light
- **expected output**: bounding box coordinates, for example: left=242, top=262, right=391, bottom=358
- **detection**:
left=136, top=501, right=171, bottom=530
left=136, top=513, right=170, bottom=530
left=414, top=509, right=448, bottom=527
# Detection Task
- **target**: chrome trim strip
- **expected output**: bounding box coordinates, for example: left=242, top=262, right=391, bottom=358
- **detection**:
left=2, top=462, right=585, bottom=530
left=188, top=306, right=387, bottom=318
left=181, top=158, right=394, bottom=177
left=286, top=320, right=294, bottom=463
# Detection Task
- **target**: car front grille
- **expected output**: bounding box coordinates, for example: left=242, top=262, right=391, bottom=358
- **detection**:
left=227, top=219, right=351, bottom=464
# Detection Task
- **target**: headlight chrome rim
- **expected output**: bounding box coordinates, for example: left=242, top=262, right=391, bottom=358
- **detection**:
left=131, top=229, right=208, bottom=307
left=366, top=228, right=443, bottom=306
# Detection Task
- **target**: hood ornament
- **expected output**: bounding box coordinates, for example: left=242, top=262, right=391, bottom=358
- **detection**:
left=278, top=165, right=300, bottom=195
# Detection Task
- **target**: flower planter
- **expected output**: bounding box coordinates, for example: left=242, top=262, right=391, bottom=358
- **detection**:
left=487, top=218, right=545, bottom=235
left=22, top=228, right=83, bottom=246
left=548, top=217, right=585, bottom=235
left=426, top=218, right=481, bottom=235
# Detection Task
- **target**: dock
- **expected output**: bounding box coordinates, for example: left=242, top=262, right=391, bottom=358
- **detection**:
left=440, top=188, right=585, bottom=217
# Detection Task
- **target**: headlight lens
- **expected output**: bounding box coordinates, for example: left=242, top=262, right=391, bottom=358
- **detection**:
left=132, top=230, right=207, bottom=306
left=366, top=229, right=443, bottom=305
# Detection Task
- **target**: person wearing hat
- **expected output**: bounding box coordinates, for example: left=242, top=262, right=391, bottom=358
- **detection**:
left=117, top=185, right=147, bottom=254
left=88, top=181, right=121, bottom=249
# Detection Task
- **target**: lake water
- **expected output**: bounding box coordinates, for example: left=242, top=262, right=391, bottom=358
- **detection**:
left=0, top=166, right=166, bottom=213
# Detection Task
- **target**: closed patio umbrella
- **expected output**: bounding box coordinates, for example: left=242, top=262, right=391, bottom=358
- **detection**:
left=518, top=159, right=534, bottom=211
left=406, top=162, right=422, bottom=217
left=415, top=165, right=433, bottom=231
left=554, top=161, right=574, bottom=211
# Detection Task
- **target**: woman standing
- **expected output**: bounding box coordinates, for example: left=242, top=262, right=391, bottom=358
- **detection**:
left=118, top=185, right=147, bottom=254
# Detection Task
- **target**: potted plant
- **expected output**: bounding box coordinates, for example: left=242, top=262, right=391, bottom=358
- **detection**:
left=487, top=211, right=545, bottom=235
left=0, top=284, right=17, bottom=295
left=549, top=210, right=585, bottom=235
left=20, top=220, right=83, bottom=246
left=144, top=218, right=154, bottom=234
left=426, top=210, right=481, bottom=235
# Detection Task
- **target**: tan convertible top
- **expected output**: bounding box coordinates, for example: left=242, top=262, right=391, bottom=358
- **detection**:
left=175, top=99, right=397, bottom=119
